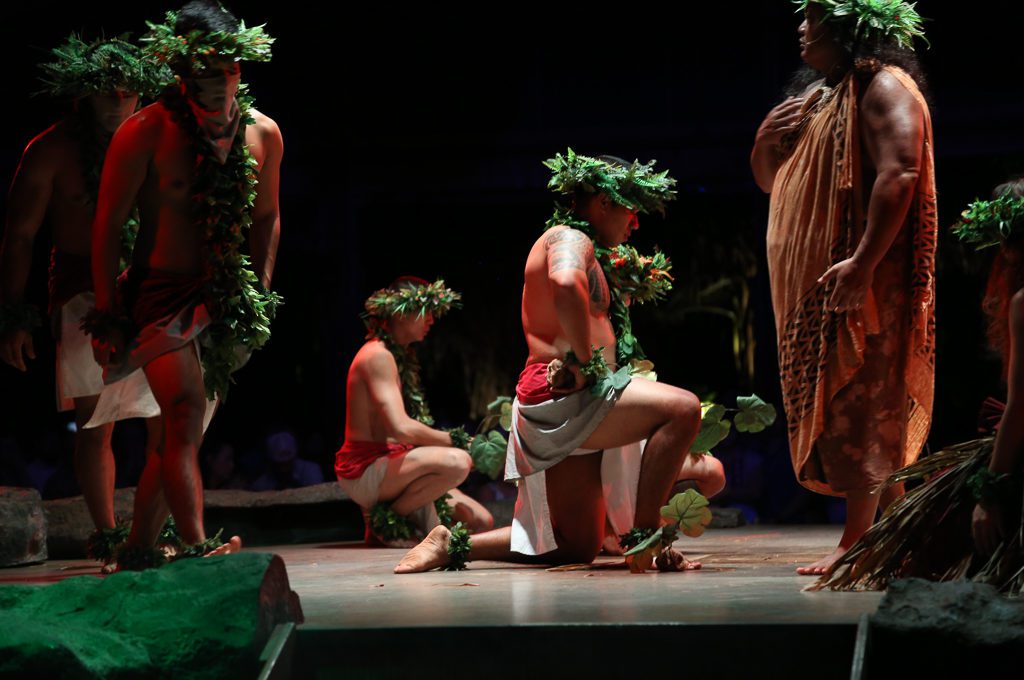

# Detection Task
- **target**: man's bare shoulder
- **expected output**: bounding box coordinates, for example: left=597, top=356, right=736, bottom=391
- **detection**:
left=21, top=121, right=73, bottom=169
left=352, top=339, right=397, bottom=377
left=122, top=102, right=170, bottom=136
left=249, top=109, right=281, bottom=137
left=542, top=225, right=591, bottom=248
left=861, top=69, right=922, bottom=117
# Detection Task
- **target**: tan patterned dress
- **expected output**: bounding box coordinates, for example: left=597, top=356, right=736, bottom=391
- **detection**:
left=766, top=66, right=937, bottom=496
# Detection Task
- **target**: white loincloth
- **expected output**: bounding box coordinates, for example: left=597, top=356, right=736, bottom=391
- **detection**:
left=55, top=291, right=160, bottom=422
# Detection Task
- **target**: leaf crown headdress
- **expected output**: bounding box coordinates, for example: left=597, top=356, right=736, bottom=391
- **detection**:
left=793, top=1, right=928, bottom=50
left=544, top=148, right=677, bottom=217
left=143, top=5, right=273, bottom=74
left=952, top=182, right=1024, bottom=251
left=363, top=278, right=461, bottom=332
left=39, top=34, right=169, bottom=99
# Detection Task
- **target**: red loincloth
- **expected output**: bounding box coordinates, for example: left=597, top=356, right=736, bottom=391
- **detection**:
left=516, top=362, right=557, bottom=405
left=334, top=440, right=414, bottom=480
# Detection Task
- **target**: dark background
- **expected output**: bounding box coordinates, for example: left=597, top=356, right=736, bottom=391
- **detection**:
left=1, top=3, right=1022, bottom=521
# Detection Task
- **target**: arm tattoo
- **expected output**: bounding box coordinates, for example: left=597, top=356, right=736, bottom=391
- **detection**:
left=546, top=229, right=593, bottom=274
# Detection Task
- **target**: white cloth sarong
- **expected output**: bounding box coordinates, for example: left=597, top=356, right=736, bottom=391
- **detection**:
left=56, top=292, right=160, bottom=422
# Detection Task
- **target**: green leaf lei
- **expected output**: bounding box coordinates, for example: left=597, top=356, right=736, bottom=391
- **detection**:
left=158, top=85, right=282, bottom=400
left=444, top=521, right=472, bottom=571
left=792, top=1, right=928, bottom=50
left=952, top=194, right=1024, bottom=250
left=362, top=279, right=461, bottom=426
left=546, top=210, right=674, bottom=367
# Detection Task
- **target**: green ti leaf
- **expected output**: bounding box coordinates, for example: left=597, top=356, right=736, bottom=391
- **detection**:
left=733, top=394, right=778, bottom=433
left=469, top=430, right=506, bottom=480
left=690, top=403, right=731, bottom=453
left=661, top=490, right=713, bottom=538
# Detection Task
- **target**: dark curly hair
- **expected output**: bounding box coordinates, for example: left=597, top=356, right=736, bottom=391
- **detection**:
left=783, top=8, right=930, bottom=101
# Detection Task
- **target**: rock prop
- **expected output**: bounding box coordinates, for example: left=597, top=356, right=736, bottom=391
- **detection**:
left=864, top=578, right=1024, bottom=676
left=45, top=483, right=363, bottom=558
left=0, top=487, right=47, bottom=567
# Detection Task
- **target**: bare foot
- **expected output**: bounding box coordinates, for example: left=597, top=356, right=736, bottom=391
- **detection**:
left=394, top=526, right=451, bottom=574
left=100, top=562, right=116, bottom=575
left=656, top=548, right=702, bottom=572
left=796, top=546, right=847, bottom=575
left=206, top=535, right=243, bottom=558
left=602, top=534, right=624, bottom=556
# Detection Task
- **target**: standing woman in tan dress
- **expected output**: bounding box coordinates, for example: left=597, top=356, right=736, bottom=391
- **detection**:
left=750, top=1, right=937, bottom=575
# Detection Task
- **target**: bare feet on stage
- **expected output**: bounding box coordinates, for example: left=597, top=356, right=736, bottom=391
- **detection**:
left=207, top=535, right=243, bottom=557
left=656, top=547, right=702, bottom=572
left=796, top=545, right=846, bottom=576
left=394, top=525, right=451, bottom=574
left=625, top=545, right=702, bottom=573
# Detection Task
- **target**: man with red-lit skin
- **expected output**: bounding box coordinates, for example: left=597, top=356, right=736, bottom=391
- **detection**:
left=91, top=15, right=282, bottom=555
left=0, top=87, right=161, bottom=539
left=395, top=192, right=704, bottom=572
left=341, top=288, right=493, bottom=539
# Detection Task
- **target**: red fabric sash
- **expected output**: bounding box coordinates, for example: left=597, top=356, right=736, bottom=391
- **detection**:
left=334, top=440, right=413, bottom=480
left=516, top=362, right=557, bottom=406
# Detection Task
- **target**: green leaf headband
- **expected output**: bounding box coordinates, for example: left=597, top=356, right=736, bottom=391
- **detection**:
left=544, top=148, right=677, bottom=216
left=38, top=34, right=170, bottom=99
left=143, top=10, right=274, bottom=73
left=952, top=194, right=1024, bottom=250
left=794, top=0, right=928, bottom=50
left=363, top=279, right=462, bottom=324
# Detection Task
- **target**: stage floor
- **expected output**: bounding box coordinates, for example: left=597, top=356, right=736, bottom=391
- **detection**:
left=2, top=525, right=883, bottom=628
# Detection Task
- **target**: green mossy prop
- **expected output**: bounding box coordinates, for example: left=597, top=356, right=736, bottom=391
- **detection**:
left=0, top=553, right=295, bottom=678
